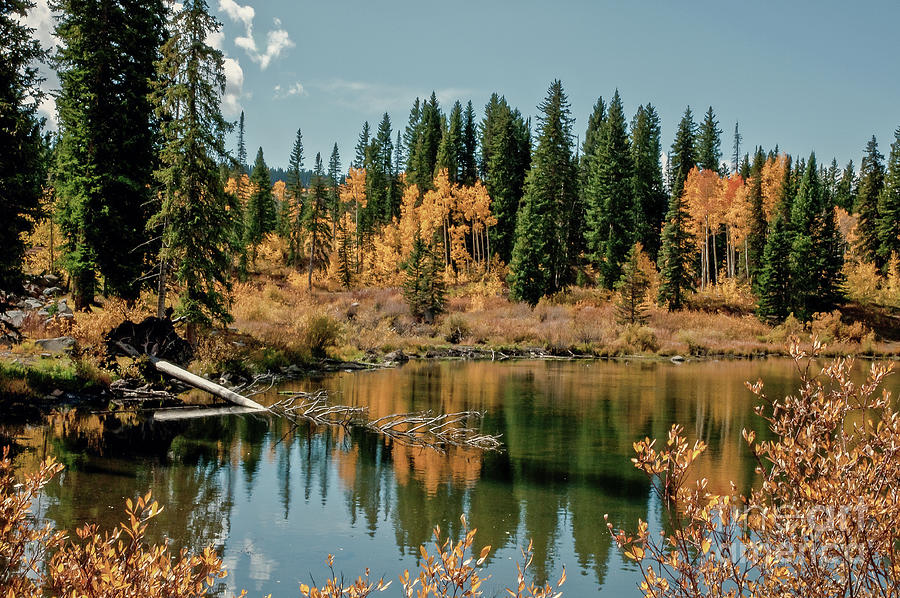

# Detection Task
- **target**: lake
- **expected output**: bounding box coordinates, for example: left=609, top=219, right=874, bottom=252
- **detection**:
left=3, top=357, right=896, bottom=597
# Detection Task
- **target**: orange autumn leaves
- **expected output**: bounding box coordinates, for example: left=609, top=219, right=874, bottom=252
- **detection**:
left=681, top=154, right=788, bottom=286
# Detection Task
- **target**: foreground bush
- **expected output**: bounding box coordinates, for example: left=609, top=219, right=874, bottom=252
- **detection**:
left=610, top=338, right=899, bottom=598
left=0, top=451, right=564, bottom=597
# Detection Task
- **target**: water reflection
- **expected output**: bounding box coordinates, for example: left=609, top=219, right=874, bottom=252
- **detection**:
left=2, top=358, right=894, bottom=597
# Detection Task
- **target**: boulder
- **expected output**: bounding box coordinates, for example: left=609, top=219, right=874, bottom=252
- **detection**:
left=35, top=336, right=75, bottom=353
left=670, top=355, right=686, bottom=363
left=42, top=273, right=60, bottom=285
left=2, top=310, right=26, bottom=328
left=57, top=300, right=73, bottom=315
left=383, top=349, right=409, bottom=364
left=24, top=299, right=43, bottom=310
left=42, top=286, right=63, bottom=297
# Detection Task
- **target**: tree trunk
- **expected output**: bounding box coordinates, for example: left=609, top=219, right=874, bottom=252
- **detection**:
left=73, top=268, right=95, bottom=311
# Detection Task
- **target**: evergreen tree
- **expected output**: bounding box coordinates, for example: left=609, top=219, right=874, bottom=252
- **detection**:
left=668, top=107, right=697, bottom=201
left=484, top=100, right=530, bottom=264
left=788, top=153, right=842, bottom=318
left=738, top=153, right=750, bottom=179
left=402, top=233, right=446, bottom=322
left=460, top=101, right=478, bottom=185
left=747, top=148, right=767, bottom=279
left=353, top=121, right=370, bottom=169
left=657, top=108, right=697, bottom=309
left=579, top=97, right=607, bottom=190
left=631, top=104, right=666, bottom=261
left=365, top=113, right=394, bottom=223
left=479, top=93, right=502, bottom=179
left=393, top=130, right=404, bottom=176
left=877, top=127, right=900, bottom=265
left=835, top=160, right=856, bottom=211
left=615, top=243, right=651, bottom=325
left=306, top=153, right=331, bottom=289
left=54, top=0, right=165, bottom=308
left=855, top=136, right=884, bottom=264
left=509, top=80, right=578, bottom=304
left=0, top=0, right=47, bottom=290
left=408, top=92, right=442, bottom=191
left=756, top=158, right=794, bottom=321
left=584, top=90, right=633, bottom=286
left=327, top=143, right=342, bottom=239
left=286, top=128, right=305, bottom=266
left=244, top=147, right=276, bottom=262
left=731, top=121, right=742, bottom=174
left=335, top=217, right=353, bottom=289
left=436, top=102, right=463, bottom=182
left=236, top=110, right=247, bottom=172
left=151, top=0, right=236, bottom=338
left=403, top=97, right=420, bottom=167
left=697, top=106, right=722, bottom=173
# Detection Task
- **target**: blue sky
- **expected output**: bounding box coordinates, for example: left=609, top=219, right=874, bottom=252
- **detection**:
left=27, top=0, right=900, bottom=172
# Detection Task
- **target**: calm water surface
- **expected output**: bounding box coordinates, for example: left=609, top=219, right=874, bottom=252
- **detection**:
left=3, top=358, right=896, bottom=597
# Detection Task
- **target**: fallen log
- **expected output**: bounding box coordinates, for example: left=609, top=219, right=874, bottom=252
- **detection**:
left=152, top=405, right=267, bottom=421
left=115, top=341, right=266, bottom=412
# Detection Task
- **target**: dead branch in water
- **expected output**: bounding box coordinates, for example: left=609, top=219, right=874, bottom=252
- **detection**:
left=269, top=390, right=502, bottom=453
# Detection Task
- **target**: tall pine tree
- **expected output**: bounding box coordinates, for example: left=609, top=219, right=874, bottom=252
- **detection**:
left=244, top=147, right=276, bottom=263
left=657, top=108, right=696, bottom=309
left=460, top=100, right=478, bottom=185
left=584, top=90, right=633, bottom=287
left=306, top=153, right=331, bottom=289
left=509, top=80, right=577, bottom=304
left=630, top=104, right=666, bottom=261
left=408, top=92, right=442, bottom=191
left=285, top=128, right=305, bottom=266
left=855, top=136, right=884, bottom=264
left=0, top=0, right=47, bottom=290
left=54, top=0, right=165, bottom=307
left=877, top=127, right=900, bottom=265
left=697, top=106, right=722, bottom=173
left=756, top=157, right=794, bottom=321
left=151, top=0, right=236, bottom=338
left=746, top=148, right=767, bottom=279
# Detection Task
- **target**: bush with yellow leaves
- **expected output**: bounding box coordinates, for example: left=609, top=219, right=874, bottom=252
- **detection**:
left=609, top=338, right=899, bottom=598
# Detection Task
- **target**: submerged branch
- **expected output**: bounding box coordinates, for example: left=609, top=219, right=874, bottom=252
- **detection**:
left=269, top=391, right=502, bottom=453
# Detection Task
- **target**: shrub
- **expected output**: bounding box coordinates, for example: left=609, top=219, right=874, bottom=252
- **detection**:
left=618, top=323, right=659, bottom=353
left=298, top=313, right=342, bottom=359
left=610, top=340, right=900, bottom=598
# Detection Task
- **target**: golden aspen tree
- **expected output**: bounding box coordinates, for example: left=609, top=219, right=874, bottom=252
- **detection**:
left=760, top=154, right=788, bottom=220
left=340, top=167, right=367, bottom=273
left=682, top=167, right=724, bottom=289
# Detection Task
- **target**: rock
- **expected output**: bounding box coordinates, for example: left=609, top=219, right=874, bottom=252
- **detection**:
left=37, top=309, right=49, bottom=317
left=42, top=273, right=60, bottom=285
left=57, top=300, right=73, bottom=315
left=383, top=349, right=409, bottom=364
left=24, top=299, right=43, bottom=310
left=35, top=336, right=75, bottom=353
left=2, top=310, right=27, bottom=328
left=58, top=313, right=74, bottom=321
left=43, top=286, right=63, bottom=297
left=670, top=355, right=686, bottom=363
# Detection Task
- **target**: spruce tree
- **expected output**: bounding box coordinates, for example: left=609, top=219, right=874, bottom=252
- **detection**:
left=236, top=110, right=247, bottom=172
left=584, top=90, right=633, bottom=287
left=697, top=106, right=722, bottom=173
left=615, top=243, right=651, bottom=325
left=435, top=102, right=462, bottom=182
left=855, top=136, right=884, bottom=264
left=402, top=233, right=446, bottom=322
left=579, top=97, right=606, bottom=194
left=630, top=104, right=666, bottom=261
left=756, top=159, right=794, bottom=321
left=364, top=113, right=394, bottom=223
left=402, top=97, right=420, bottom=169
left=835, top=160, right=856, bottom=211
left=731, top=122, right=742, bottom=174
left=286, top=128, right=305, bottom=266
left=509, top=80, right=578, bottom=304
left=877, top=127, right=900, bottom=265
left=353, top=121, right=370, bottom=169
left=408, top=92, right=442, bottom=191
left=0, top=0, right=47, bottom=290
left=668, top=107, right=697, bottom=201
left=151, top=0, right=236, bottom=338
left=479, top=93, right=502, bottom=179
left=327, top=143, right=342, bottom=240
left=245, top=147, right=276, bottom=263
left=484, top=100, right=530, bottom=264
left=306, top=153, right=331, bottom=290
left=336, top=217, right=353, bottom=289
left=54, top=0, right=165, bottom=307
left=746, top=148, right=767, bottom=279
left=460, top=101, right=478, bottom=185
left=657, top=108, right=696, bottom=309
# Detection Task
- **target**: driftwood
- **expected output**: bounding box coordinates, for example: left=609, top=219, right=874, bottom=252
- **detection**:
left=115, top=341, right=266, bottom=412
left=270, top=390, right=502, bottom=453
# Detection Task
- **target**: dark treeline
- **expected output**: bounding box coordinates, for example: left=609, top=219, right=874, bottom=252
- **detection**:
left=3, top=0, right=899, bottom=335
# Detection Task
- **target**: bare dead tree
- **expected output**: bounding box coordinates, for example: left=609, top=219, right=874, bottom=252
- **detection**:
left=269, top=390, right=502, bottom=453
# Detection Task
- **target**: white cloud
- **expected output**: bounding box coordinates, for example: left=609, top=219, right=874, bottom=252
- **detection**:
left=273, top=81, right=306, bottom=99
left=18, top=0, right=59, bottom=129
left=218, top=1, right=293, bottom=70
left=222, top=57, right=245, bottom=116
left=313, top=79, right=473, bottom=114
left=205, top=29, right=225, bottom=51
